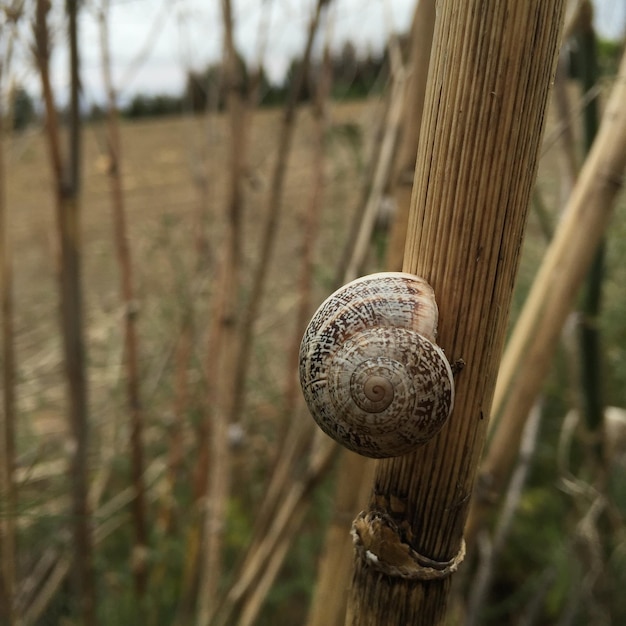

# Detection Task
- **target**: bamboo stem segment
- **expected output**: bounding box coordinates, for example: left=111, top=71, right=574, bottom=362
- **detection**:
left=346, top=2, right=565, bottom=624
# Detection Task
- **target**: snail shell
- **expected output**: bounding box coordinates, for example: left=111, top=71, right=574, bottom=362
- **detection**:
left=299, top=272, right=454, bottom=458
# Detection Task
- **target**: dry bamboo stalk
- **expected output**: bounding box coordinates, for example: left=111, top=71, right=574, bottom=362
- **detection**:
left=229, top=0, right=329, bottom=426
left=213, top=433, right=337, bottom=626
left=344, top=49, right=406, bottom=282
left=213, top=30, right=333, bottom=624
left=346, top=2, right=565, bottom=623
left=233, top=43, right=333, bottom=625
left=0, top=60, right=18, bottom=626
left=469, top=48, right=626, bottom=544
left=464, top=399, right=543, bottom=626
left=385, top=0, right=436, bottom=272
left=195, top=2, right=247, bottom=622
left=98, top=0, right=149, bottom=601
left=248, top=39, right=330, bottom=543
left=33, top=2, right=97, bottom=623
left=306, top=451, right=375, bottom=626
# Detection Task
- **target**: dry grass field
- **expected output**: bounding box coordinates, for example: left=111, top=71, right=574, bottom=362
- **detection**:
left=6, top=101, right=372, bottom=445
left=5, top=99, right=385, bottom=621
left=4, top=86, right=626, bottom=622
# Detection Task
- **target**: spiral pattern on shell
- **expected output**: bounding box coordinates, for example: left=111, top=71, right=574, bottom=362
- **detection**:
left=299, top=272, right=454, bottom=458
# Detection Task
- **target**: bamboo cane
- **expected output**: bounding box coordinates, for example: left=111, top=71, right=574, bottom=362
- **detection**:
left=346, top=2, right=566, bottom=623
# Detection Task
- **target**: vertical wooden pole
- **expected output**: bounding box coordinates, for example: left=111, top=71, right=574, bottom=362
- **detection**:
left=346, top=2, right=565, bottom=624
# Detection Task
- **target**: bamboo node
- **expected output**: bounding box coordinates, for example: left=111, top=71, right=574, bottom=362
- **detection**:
left=351, top=511, right=466, bottom=580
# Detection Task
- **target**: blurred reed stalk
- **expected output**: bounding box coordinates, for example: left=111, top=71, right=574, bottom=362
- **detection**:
left=567, top=4, right=612, bottom=619
left=467, top=44, right=626, bottom=546
left=247, top=38, right=331, bottom=546
left=234, top=81, right=330, bottom=623
left=464, top=400, right=544, bottom=626
left=175, top=37, right=243, bottom=626
left=235, top=23, right=334, bottom=626
left=342, top=37, right=406, bottom=282
left=210, top=9, right=336, bottom=625
left=184, top=2, right=331, bottom=622
left=384, top=0, right=436, bottom=273
left=156, top=316, right=190, bottom=533
left=193, top=1, right=248, bottom=624
left=0, top=55, right=18, bottom=626
left=33, top=1, right=97, bottom=623
left=97, top=0, right=149, bottom=605
left=228, top=0, right=330, bottom=428
left=575, top=0, right=605, bottom=467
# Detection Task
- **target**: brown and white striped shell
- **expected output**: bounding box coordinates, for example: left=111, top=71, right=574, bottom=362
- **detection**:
left=299, top=272, right=454, bottom=458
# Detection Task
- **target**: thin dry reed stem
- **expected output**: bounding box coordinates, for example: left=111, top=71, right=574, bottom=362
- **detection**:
left=0, top=58, right=18, bottom=626
left=343, top=40, right=406, bottom=282
left=195, top=2, right=248, bottom=623
left=229, top=0, right=330, bottom=427
left=253, top=30, right=332, bottom=537
left=211, top=15, right=336, bottom=623
left=98, top=0, right=149, bottom=603
left=464, top=400, right=543, bottom=626
left=468, top=46, right=626, bottom=547
left=34, top=2, right=97, bottom=622
left=385, top=0, right=436, bottom=272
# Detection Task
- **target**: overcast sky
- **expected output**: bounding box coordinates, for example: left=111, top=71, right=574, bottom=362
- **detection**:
left=7, top=0, right=626, bottom=105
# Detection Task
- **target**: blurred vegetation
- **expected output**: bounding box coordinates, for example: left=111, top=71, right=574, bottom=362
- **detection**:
left=569, top=36, right=623, bottom=78
left=10, top=85, right=36, bottom=131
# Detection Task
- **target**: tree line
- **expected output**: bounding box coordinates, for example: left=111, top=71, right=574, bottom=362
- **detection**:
left=7, top=36, right=623, bottom=128
left=9, top=40, right=388, bottom=128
